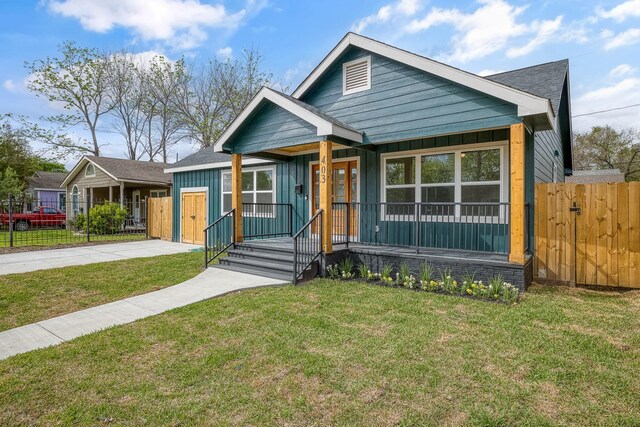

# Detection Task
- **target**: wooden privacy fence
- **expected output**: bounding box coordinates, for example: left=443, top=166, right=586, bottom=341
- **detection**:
left=535, top=182, right=640, bottom=288
left=148, top=197, right=172, bottom=241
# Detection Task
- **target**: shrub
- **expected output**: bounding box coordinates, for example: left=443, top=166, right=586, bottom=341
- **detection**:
left=73, top=202, right=128, bottom=235
left=380, top=264, right=394, bottom=285
left=337, top=257, right=355, bottom=279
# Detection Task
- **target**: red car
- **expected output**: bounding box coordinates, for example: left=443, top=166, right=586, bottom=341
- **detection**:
left=0, top=206, right=67, bottom=231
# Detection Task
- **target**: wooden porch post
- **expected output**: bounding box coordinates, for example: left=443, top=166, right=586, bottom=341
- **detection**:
left=509, top=123, right=526, bottom=264
left=232, top=154, right=243, bottom=243
left=319, top=140, right=333, bottom=254
left=108, top=186, right=113, bottom=202
left=119, top=183, right=125, bottom=208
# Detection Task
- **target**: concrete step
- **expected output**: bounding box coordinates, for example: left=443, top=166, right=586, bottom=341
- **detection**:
left=214, top=263, right=293, bottom=282
left=227, top=249, right=295, bottom=263
left=220, top=256, right=294, bottom=274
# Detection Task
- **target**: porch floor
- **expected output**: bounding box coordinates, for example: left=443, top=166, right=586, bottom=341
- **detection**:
left=240, top=237, right=511, bottom=265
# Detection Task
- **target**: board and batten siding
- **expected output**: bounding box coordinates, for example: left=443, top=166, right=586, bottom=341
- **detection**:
left=171, top=168, right=221, bottom=242
left=533, top=129, right=564, bottom=183
left=301, top=47, right=521, bottom=145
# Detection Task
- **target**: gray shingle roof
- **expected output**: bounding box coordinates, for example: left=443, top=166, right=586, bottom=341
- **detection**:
left=28, top=171, right=67, bottom=189
left=566, top=169, right=625, bottom=184
left=485, top=59, right=568, bottom=115
left=86, top=156, right=172, bottom=184
left=169, top=146, right=232, bottom=169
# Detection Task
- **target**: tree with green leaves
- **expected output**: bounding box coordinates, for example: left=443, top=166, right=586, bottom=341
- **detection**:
left=25, top=41, right=113, bottom=156
left=573, top=126, right=640, bottom=181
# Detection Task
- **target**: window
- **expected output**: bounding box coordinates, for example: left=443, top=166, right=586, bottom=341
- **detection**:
left=58, top=193, right=66, bottom=211
left=343, top=56, right=371, bottom=95
left=222, top=167, right=275, bottom=215
left=85, top=163, right=95, bottom=177
left=382, top=145, right=506, bottom=218
left=150, top=190, right=167, bottom=198
left=71, top=185, right=79, bottom=214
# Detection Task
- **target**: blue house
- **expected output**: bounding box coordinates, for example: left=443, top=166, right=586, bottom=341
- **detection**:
left=164, top=33, right=572, bottom=290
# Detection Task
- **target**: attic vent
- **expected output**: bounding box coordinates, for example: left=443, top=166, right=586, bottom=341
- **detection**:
left=343, top=56, right=371, bottom=95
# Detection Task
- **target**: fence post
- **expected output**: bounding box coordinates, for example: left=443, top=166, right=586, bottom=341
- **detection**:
left=289, top=204, right=293, bottom=237
left=414, top=203, right=420, bottom=254
left=346, top=203, right=350, bottom=248
left=86, top=200, right=90, bottom=243
left=145, top=196, right=149, bottom=239
left=8, top=194, right=14, bottom=248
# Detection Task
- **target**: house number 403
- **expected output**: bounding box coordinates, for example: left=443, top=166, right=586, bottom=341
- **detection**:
left=320, top=155, right=326, bottom=184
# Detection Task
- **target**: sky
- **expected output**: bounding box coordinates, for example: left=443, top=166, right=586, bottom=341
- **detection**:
left=1, top=0, right=639, bottom=168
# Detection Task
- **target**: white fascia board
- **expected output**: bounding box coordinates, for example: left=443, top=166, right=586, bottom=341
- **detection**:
left=292, top=33, right=555, bottom=127
left=164, top=158, right=272, bottom=174
left=60, top=157, right=87, bottom=187
left=213, top=87, right=362, bottom=153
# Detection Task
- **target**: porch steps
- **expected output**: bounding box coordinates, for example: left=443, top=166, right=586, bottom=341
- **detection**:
left=217, top=241, right=315, bottom=282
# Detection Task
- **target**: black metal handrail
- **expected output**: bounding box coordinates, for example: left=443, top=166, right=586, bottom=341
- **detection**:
left=242, top=202, right=293, bottom=240
left=204, top=209, right=235, bottom=268
left=331, top=202, right=510, bottom=254
left=293, top=209, right=323, bottom=285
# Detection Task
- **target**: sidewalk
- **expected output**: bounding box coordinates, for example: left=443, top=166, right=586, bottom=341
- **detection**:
left=0, top=240, right=201, bottom=275
left=0, top=267, right=287, bottom=360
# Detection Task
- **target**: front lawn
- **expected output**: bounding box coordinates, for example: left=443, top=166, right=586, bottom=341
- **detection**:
left=0, top=252, right=203, bottom=331
left=0, top=280, right=638, bottom=426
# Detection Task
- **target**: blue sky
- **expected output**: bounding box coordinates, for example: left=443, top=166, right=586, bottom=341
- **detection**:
left=1, top=0, right=639, bottom=167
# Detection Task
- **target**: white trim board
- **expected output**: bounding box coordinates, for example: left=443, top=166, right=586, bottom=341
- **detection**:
left=164, top=158, right=272, bottom=174
left=292, top=33, right=555, bottom=130
left=213, top=87, right=363, bottom=153
left=61, top=156, right=119, bottom=187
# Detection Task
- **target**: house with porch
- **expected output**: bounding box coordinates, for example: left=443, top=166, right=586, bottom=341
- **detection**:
left=62, top=156, right=172, bottom=222
left=166, top=33, right=572, bottom=290
left=26, top=171, right=67, bottom=211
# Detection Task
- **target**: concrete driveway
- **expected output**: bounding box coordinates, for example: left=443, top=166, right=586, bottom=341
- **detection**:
left=0, top=240, right=202, bottom=275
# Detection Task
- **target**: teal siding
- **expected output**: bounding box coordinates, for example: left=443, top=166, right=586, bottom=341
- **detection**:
left=171, top=168, right=221, bottom=242
left=525, top=128, right=535, bottom=253
left=228, top=103, right=318, bottom=154
left=533, top=129, right=564, bottom=183
left=301, top=47, right=520, bottom=144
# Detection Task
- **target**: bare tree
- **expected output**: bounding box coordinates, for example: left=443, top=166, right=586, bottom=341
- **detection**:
left=573, top=126, right=640, bottom=181
left=25, top=41, right=113, bottom=156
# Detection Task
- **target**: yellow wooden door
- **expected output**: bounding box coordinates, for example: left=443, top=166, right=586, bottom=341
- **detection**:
left=181, top=192, right=206, bottom=244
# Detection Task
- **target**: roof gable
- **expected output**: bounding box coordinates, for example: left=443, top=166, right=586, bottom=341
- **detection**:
left=62, top=156, right=172, bottom=187
left=293, top=32, right=555, bottom=131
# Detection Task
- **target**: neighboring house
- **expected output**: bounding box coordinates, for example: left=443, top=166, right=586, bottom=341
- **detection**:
left=26, top=171, right=67, bottom=210
left=62, top=156, right=172, bottom=221
left=566, top=169, right=625, bottom=184
left=166, top=33, right=573, bottom=290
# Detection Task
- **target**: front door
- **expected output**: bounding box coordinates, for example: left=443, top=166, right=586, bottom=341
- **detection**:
left=312, top=160, right=358, bottom=239
left=132, top=190, right=141, bottom=222
left=181, top=192, right=206, bottom=244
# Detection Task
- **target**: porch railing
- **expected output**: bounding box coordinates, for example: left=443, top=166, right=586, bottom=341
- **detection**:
left=332, top=202, right=510, bottom=254
left=293, top=209, right=323, bottom=285
left=242, top=203, right=293, bottom=240
left=204, top=209, right=235, bottom=268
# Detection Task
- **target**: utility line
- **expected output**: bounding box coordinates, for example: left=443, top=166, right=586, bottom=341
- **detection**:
left=572, top=103, right=640, bottom=118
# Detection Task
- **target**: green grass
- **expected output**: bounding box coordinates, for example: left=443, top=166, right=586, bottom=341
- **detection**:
left=0, top=280, right=638, bottom=426
left=0, top=252, right=203, bottom=331
left=0, top=229, right=146, bottom=249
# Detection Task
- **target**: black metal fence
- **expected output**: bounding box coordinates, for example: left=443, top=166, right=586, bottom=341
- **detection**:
left=0, top=195, right=148, bottom=249
left=332, top=202, right=510, bottom=254
left=242, top=202, right=293, bottom=239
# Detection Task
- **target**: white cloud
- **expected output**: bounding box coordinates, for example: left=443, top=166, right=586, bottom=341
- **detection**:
left=405, top=0, right=562, bottom=63
left=507, top=16, right=563, bottom=57
left=216, top=46, right=233, bottom=60
left=610, top=64, right=637, bottom=77
left=476, top=69, right=503, bottom=76
left=573, top=78, right=640, bottom=131
left=604, top=28, right=640, bottom=50
left=47, top=0, right=246, bottom=49
left=597, top=0, right=640, bottom=22
left=3, top=80, right=17, bottom=92
left=352, top=0, right=421, bottom=33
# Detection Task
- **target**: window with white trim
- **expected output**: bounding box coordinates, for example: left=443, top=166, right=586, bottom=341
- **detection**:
left=222, top=167, right=275, bottom=215
left=85, top=163, right=95, bottom=177
left=343, top=56, right=371, bottom=95
left=383, top=145, right=506, bottom=218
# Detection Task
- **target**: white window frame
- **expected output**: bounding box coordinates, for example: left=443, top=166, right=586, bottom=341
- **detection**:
left=342, top=56, right=371, bottom=96
left=85, top=163, right=96, bottom=177
left=380, top=141, right=509, bottom=222
left=150, top=189, right=168, bottom=198
left=221, top=165, right=277, bottom=217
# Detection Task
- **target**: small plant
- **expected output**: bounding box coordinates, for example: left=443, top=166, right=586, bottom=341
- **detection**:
left=487, top=274, right=520, bottom=303
left=488, top=274, right=505, bottom=300
left=396, top=261, right=417, bottom=288
left=380, top=264, right=394, bottom=285
left=439, top=268, right=459, bottom=293
left=419, top=262, right=434, bottom=289
left=358, top=262, right=370, bottom=279
left=460, top=272, right=476, bottom=295
left=501, top=282, right=520, bottom=303
left=337, top=257, right=355, bottom=279
left=326, top=264, right=340, bottom=279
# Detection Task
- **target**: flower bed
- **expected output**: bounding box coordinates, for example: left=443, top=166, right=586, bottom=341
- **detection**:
left=326, top=258, right=520, bottom=304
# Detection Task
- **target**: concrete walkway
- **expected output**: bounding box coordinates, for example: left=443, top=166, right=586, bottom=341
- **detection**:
left=0, top=267, right=287, bottom=360
left=0, top=240, right=201, bottom=275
